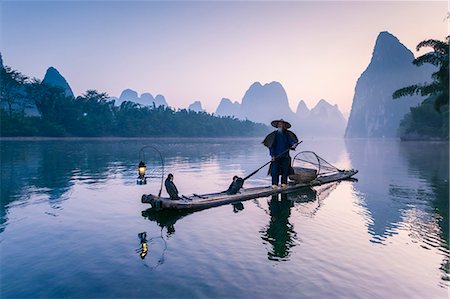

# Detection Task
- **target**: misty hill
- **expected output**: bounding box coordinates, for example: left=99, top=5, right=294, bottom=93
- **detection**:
left=295, top=100, right=310, bottom=118
left=42, top=67, right=74, bottom=98
left=295, top=99, right=346, bottom=137
left=214, top=81, right=347, bottom=137
left=240, top=81, right=295, bottom=124
left=118, top=89, right=168, bottom=107
left=345, top=31, right=433, bottom=138
left=309, top=99, right=345, bottom=121
left=188, top=101, right=205, bottom=112
left=215, top=98, right=241, bottom=118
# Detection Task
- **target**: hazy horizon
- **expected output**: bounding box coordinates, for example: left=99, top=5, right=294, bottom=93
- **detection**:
left=1, top=1, right=447, bottom=115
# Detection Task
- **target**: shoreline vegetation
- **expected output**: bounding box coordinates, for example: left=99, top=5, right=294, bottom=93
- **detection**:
left=0, top=65, right=268, bottom=137
left=393, top=36, right=449, bottom=141
left=0, top=106, right=269, bottom=138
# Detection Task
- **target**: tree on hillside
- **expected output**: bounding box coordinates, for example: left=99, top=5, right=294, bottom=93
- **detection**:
left=393, top=36, right=449, bottom=111
left=27, top=79, right=81, bottom=135
left=28, top=79, right=69, bottom=117
left=0, top=66, right=29, bottom=117
left=74, top=90, right=116, bottom=136
left=1, top=63, right=269, bottom=137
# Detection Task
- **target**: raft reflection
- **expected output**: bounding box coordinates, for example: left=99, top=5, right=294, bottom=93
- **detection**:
left=141, top=209, right=191, bottom=235
left=141, top=184, right=339, bottom=262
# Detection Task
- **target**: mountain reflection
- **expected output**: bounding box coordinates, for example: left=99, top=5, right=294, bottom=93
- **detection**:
left=1, top=141, right=122, bottom=209
left=0, top=138, right=262, bottom=233
left=399, top=142, right=449, bottom=244
left=399, top=141, right=449, bottom=281
left=346, top=139, right=449, bottom=281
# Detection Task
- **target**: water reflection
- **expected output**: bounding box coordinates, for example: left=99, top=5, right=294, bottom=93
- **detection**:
left=232, top=202, right=244, bottom=213
left=260, top=194, right=297, bottom=261
left=2, top=138, right=447, bottom=297
left=399, top=142, right=449, bottom=244
left=291, top=182, right=340, bottom=218
left=399, top=141, right=449, bottom=282
left=346, top=139, right=449, bottom=281
left=137, top=232, right=149, bottom=259
left=0, top=138, right=262, bottom=232
left=141, top=209, right=190, bottom=234
left=135, top=231, right=168, bottom=269
left=1, top=138, right=347, bottom=234
left=259, top=185, right=340, bottom=261
left=141, top=184, right=337, bottom=263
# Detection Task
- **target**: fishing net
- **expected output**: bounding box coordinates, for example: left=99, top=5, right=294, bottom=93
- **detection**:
left=291, top=151, right=341, bottom=176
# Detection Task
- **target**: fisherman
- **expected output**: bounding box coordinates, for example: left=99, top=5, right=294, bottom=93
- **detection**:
left=165, top=173, right=180, bottom=200
left=262, top=119, right=299, bottom=189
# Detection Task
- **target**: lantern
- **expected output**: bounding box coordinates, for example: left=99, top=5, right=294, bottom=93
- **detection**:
left=137, top=145, right=164, bottom=193
left=137, top=161, right=147, bottom=184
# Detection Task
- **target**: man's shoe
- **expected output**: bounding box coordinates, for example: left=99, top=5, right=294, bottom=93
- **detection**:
left=281, top=183, right=288, bottom=188
left=271, top=185, right=278, bottom=189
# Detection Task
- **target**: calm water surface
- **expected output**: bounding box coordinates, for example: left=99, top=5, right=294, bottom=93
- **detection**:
left=1, top=138, right=448, bottom=298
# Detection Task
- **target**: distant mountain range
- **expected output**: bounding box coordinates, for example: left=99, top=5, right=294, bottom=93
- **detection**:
left=112, top=81, right=346, bottom=137
left=5, top=30, right=429, bottom=138
left=214, top=81, right=347, bottom=137
left=188, top=101, right=205, bottom=112
left=345, top=31, right=433, bottom=138
left=216, top=98, right=241, bottom=118
left=116, top=89, right=168, bottom=107
left=36, top=67, right=347, bottom=136
left=38, top=69, right=170, bottom=109
left=297, top=99, right=346, bottom=136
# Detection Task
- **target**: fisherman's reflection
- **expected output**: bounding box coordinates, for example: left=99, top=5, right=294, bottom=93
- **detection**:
left=261, top=194, right=297, bottom=261
left=260, top=190, right=319, bottom=261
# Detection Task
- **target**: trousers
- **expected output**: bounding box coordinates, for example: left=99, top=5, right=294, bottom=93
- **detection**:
left=271, top=156, right=290, bottom=185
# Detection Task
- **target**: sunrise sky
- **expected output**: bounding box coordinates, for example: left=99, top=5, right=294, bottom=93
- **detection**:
left=1, top=1, right=448, bottom=115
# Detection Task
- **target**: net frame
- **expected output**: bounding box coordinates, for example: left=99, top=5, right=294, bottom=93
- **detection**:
left=292, top=151, right=342, bottom=175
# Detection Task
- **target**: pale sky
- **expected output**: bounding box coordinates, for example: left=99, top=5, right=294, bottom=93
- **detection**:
left=1, top=1, right=448, bottom=115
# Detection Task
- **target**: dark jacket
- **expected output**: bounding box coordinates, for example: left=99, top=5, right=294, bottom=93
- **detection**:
left=262, top=130, right=299, bottom=155
left=165, top=178, right=179, bottom=200
left=263, top=130, right=298, bottom=176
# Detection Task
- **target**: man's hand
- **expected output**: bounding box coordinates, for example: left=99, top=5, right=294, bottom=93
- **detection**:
left=290, top=141, right=302, bottom=150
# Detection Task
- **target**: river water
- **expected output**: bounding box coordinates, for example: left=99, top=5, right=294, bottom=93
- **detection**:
left=1, top=138, right=448, bottom=298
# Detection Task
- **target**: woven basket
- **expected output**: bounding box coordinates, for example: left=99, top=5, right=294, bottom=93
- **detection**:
left=289, top=167, right=317, bottom=183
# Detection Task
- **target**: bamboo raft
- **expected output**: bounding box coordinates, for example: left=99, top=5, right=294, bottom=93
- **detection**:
left=141, top=169, right=358, bottom=211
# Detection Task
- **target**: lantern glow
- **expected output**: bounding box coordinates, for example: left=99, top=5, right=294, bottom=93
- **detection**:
left=137, top=145, right=164, bottom=195
left=137, top=161, right=147, bottom=184
left=138, top=161, right=146, bottom=178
